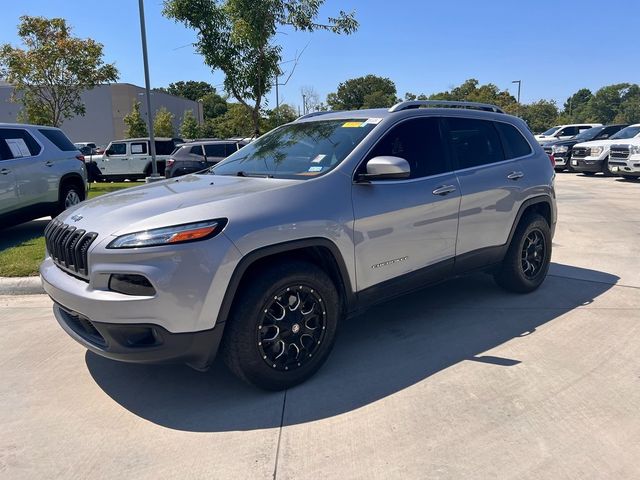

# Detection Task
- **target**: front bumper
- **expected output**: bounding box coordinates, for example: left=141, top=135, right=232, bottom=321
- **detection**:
left=571, top=156, right=603, bottom=173
left=609, top=156, right=640, bottom=176
left=54, top=302, right=224, bottom=369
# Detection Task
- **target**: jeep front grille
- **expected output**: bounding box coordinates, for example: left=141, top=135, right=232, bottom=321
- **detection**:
left=44, top=220, right=97, bottom=280
left=610, top=146, right=630, bottom=160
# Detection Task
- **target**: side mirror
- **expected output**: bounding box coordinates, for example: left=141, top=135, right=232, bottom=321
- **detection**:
left=356, top=156, right=410, bottom=182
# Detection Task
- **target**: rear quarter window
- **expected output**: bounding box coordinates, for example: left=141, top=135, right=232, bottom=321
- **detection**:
left=38, top=129, right=76, bottom=151
left=494, top=122, right=532, bottom=159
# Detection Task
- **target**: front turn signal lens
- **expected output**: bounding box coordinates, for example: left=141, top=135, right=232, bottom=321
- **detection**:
left=107, top=219, right=227, bottom=249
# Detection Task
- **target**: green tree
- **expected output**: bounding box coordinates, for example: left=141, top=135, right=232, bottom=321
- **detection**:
left=563, top=88, right=593, bottom=121
left=264, top=104, right=297, bottom=130
left=154, top=107, right=175, bottom=137
left=201, top=91, right=228, bottom=119
left=327, top=75, right=397, bottom=110
left=0, top=16, right=118, bottom=126
left=180, top=109, right=200, bottom=139
left=163, top=0, right=358, bottom=136
left=159, top=80, right=215, bottom=101
left=429, top=78, right=518, bottom=112
left=123, top=101, right=148, bottom=138
left=519, top=100, right=559, bottom=133
left=583, top=83, right=631, bottom=124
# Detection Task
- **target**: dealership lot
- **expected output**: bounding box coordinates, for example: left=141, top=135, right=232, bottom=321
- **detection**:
left=1, top=174, right=640, bottom=479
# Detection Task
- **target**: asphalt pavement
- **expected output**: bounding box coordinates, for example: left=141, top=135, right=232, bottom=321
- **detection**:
left=1, top=173, right=639, bottom=479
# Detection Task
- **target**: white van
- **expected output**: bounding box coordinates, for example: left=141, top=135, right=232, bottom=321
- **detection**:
left=94, top=137, right=182, bottom=180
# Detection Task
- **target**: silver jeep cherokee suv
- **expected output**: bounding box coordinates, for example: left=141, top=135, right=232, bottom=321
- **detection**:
left=41, top=101, right=556, bottom=390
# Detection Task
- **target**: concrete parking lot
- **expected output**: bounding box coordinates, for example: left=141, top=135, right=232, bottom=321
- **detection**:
left=1, top=173, right=640, bottom=479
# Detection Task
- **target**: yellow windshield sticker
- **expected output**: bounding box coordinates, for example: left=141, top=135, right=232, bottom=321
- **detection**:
left=342, top=121, right=365, bottom=128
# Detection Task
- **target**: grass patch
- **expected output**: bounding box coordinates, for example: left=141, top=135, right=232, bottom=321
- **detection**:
left=87, top=181, right=139, bottom=199
left=1, top=181, right=139, bottom=277
left=0, top=236, right=47, bottom=277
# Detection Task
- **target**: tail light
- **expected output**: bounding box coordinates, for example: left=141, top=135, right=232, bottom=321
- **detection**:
left=548, top=154, right=556, bottom=167
left=76, top=154, right=85, bottom=162
left=166, top=158, right=175, bottom=168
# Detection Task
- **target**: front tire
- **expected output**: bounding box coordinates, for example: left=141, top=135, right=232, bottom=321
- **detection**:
left=601, top=156, right=612, bottom=176
left=494, top=214, right=551, bottom=293
left=221, top=261, right=341, bottom=390
left=52, top=182, right=84, bottom=217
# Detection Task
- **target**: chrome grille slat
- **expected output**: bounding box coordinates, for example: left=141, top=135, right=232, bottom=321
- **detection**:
left=44, top=221, right=97, bottom=281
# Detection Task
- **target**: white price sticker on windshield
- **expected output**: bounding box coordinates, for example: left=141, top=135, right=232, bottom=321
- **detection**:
left=364, top=118, right=383, bottom=125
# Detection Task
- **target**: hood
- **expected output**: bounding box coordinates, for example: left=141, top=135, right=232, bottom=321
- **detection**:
left=56, top=174, right=297, bottom=236
left=542, top=138, right=577, bottom=148
left=573, top=139, right=620, bottom=149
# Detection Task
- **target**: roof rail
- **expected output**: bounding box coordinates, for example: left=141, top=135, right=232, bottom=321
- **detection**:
left=295, top=111, right=337, bottom=121
left=389, top=100, right=505, bottom=114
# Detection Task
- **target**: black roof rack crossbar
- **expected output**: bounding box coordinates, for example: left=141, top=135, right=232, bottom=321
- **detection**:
left=389, top=100, right=505, bottom=114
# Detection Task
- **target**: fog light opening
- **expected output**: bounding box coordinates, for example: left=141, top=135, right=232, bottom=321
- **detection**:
left=108, top=274, right=156, bottom=296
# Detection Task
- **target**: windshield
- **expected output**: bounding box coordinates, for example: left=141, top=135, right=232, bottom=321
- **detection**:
left=611, top=125, right=640, bottom=140
left=541, top=126, right=560, bottom=136
left=572, top=127, right=603, bottom=142
left=212, top=119, right=378, bottom=179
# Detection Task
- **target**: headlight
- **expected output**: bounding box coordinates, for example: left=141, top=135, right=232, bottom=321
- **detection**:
left=630, top=145, right=640, bottom=154
left=552, top=145, right=568, bottom=154
left=589, top=146, right=604, bottom=156
left=107, top=220, right=226, bottom=249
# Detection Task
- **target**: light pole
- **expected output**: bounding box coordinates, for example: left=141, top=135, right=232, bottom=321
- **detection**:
left=512, top=80, right=522, bottom=104
left=138, top=0, right=161, bottom=181
left=302, top=93, right=307, bottom=115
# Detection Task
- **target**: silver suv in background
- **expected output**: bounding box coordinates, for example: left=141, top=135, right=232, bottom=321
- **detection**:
left=41, top=101, right=556, bottom=390
left=165, top=140, right=247, bottom=178
left=1, top=123, right=87, bottom=228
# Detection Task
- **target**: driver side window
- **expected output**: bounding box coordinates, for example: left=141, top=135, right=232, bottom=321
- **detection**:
left=364, top=117, right=449, bottom=179
left=107, top=143, right=126, bottom=155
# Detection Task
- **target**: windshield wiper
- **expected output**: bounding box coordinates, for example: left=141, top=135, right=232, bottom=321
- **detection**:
left=236, top=171, right=274, bottom=178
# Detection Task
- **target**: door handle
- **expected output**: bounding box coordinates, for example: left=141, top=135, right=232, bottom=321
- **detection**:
left=45, top=161, right=54, bottom=167
left=432, top=185, right=457, bottom=196
left=507, top=171, right=524, bottom=180
left=0, top=168, right=11, bottom=175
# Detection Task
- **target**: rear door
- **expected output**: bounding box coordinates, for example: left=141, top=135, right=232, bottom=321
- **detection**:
left=443, top=116, right=530, bottom=263
left=352, top=116, right=460, bottom=291
left=0, top=127, right=48, bottom=207
left=0, top=133, right=20, bottom=215
left=129, top=141, right=149, bottom=174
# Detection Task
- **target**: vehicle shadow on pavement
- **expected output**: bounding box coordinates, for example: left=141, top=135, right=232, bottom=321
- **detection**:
left=0, top=219, right=50, bottom=250
left=86, top=263, right=617, bottom=432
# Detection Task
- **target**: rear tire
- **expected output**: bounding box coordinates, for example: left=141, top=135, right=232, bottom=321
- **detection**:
left=52, top=181, right=84, bottom=217
left=494, top=213, right=551, bottom=293
left=221, top=261, right=341, bottom=390
left=622, top=175, right=638, bottom=181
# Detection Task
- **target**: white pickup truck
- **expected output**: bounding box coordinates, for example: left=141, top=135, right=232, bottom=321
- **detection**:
left=609, top=136, right=640, bottom=180
left=534, top=123, right=601, bottom=144
left=570, top=124, right=640, bottom=176
left=89, top=137, right=182, bottom=181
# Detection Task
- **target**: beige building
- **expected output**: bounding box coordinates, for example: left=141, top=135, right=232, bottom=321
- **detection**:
left=0, top=82, right=203, bottom=145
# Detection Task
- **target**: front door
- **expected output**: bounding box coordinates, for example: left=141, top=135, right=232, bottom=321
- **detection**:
left=352, top=117, right=460, bottom=292
left=100, top=141, right=129, bottom=176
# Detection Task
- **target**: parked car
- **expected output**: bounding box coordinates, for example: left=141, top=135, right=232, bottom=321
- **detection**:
left=534, top=123, right=601, bottom=144
left=165, top=140, right=247, bottom=178
left=74, top=142, right=97, bottom=150
left=0, top=123, right=87, bottom=228
left=94, top=137, right=183, bottom=180
left=570, top=124, right=640, bottom=175
left=608, top=136, right=640, bottom=180
left=543, top=124, right=629, bottom=172
left=41, top=100, right=556, bottom=390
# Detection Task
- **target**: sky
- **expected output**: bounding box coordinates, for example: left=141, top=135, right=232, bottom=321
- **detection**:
left=1, top=0, right=639, bottom=110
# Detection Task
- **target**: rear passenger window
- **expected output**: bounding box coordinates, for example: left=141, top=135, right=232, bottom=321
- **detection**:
left=365, top=117, right=449, bottom=179
left=446, top=118, right=505, bottom=169
left=155, top=141, right=176, bottom=155
left=0, top=128, right=42, bottom=159
left=189, top=146, right=204, bottom=156
left=38, top=129, right=75, bottom=151
left=131, top=142, right=148, bottom=154
left=204, top=144, right=227, bottom=157
left=494, top=122, right=532, bottom=159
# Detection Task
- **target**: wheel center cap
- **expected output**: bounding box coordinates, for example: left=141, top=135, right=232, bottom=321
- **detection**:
left=291, top=323, right=300, bottom=334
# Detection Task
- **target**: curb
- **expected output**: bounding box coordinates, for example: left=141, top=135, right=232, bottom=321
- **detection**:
left=0, top=276, right=45, bottom=295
